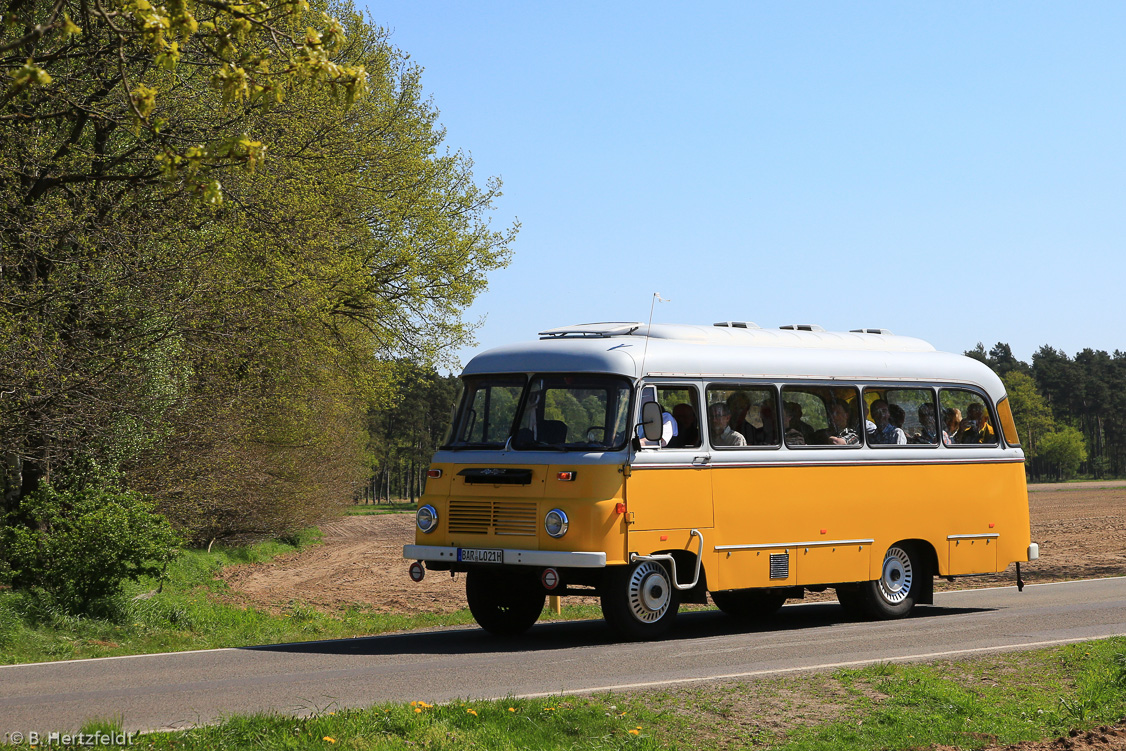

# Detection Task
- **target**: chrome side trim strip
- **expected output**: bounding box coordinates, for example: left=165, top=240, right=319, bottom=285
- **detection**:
left=947, top=533, right=1000, bottom=540
left=715, top=538, right=875, bottom=552
left=631, top=457, right=1025, bottom=470
left=403, top=544, right=607, bottom=568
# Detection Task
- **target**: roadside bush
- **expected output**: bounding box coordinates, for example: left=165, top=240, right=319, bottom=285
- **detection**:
left=0, top=479, right=181, bottom=615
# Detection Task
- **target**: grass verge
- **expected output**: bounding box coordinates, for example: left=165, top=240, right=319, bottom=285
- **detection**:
left=121, top=637, right=1126, bottom=750
left=345, top=502, right=416, bottom=516
left=0, top=527, right=489, bottom=665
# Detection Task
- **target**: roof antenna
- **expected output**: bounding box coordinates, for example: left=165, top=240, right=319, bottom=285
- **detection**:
left=639, top=292, right=669, bottom=380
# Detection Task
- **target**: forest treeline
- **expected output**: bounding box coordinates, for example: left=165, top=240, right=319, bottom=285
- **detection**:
left=0, top=0, right=514, bottom=608
left=365, top=341, right=1126, bottom=500
left=966, top=342, right=1123, bottom=480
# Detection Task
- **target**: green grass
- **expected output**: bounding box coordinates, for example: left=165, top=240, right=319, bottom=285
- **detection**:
left=0, top=527, right=487, bottom=665
left=122, top=638, right=1126, bottom=750
left=345, top=501, right=416, bottom=515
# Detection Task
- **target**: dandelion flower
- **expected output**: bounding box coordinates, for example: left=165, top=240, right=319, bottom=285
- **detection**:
left=508, top=707, right=516, bottom=713
left=414, top=708, right=422, bottom=713
left=544, top=707, right=555, bottom=712
left=467, top=709, right=478, bottom=716
left=628, top=729, right=639, bottom=735
left=323, top=737, right=335, bottom=743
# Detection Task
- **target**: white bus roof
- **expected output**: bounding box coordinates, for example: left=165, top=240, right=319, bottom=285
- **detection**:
left=462, top=323, right=1006, bottom=400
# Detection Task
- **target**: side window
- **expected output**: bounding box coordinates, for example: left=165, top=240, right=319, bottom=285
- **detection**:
left=656, top=385, right=701, bottom=449
left=782, top=385, right=862, bottom=447
left=867, top=388, right=938, bottom=446
left=939, top=389, right=999, bottom=446
left=706, top=384, right=779, bottom=448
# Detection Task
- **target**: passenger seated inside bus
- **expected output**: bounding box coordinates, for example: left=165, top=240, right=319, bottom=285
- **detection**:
left=889, top=403, right=906, bottom=432
left=956, top=402, right=996, bottom=444
left=666, top=403, right=699, bottom=448
left=753, top=398, right=779, bottom=445
left=813, top=399, right=861, bottom=445
left=785, top=401, right=815, bottom=444
left=726, top=392, right=754, bottom=443
left=942, top=407, right=961, bottom=445
left=868, top=399, right=907, bottom=445
left=783, top=402, right=807, bottom=445
left=911, top=403, right=939, bottom=444
left=708, top=402, right=747, bottom=446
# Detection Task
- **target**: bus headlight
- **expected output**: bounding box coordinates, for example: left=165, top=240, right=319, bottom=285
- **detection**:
left=416, top=505, right=439, bottom=533
left=545, top=508, right=569, bottom=538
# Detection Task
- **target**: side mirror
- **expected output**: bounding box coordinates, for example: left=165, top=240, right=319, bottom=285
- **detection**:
left=640, top=401, right=663, bottom=442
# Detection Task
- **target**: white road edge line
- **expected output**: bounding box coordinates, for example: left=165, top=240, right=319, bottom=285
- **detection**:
left=3, top=576, right=1123, bottom=670
left=512, top=633, right=1126, bottom=700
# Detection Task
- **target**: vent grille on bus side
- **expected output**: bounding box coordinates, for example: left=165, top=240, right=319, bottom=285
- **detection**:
left=769, top=553, right=790, bottom=579
left=449, top=500, right=537, bottom=536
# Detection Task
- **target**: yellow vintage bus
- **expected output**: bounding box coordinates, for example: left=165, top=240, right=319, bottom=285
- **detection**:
left=404, top=322, right=1038, bottom=639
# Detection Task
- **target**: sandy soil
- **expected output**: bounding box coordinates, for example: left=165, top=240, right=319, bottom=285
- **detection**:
left=218, top=483, right=1126, bottom=615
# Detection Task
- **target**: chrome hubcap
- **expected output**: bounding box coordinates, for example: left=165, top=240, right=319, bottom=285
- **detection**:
left=627, top=561, right=671, bottom=622
left=878, top=546, right=913, bottom=604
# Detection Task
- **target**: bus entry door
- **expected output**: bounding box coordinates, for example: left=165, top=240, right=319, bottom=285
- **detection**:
left=626, top=449, right=714, bottom=534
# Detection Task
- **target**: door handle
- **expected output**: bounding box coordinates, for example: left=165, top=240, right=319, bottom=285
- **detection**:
left=692, top=454, right=711, bottom=465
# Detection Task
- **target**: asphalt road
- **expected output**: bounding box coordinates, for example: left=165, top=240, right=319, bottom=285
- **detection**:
left=2, top=577, right=1125, bottom=735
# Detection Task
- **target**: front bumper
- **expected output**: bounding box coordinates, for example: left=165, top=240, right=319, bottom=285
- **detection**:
left=403, top=545, right=607, bottom=568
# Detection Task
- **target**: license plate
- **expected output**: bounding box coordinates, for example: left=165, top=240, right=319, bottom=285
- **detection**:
left=458, top=548, right=503, bottom=564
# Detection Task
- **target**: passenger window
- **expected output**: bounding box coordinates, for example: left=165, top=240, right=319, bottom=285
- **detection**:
left=656, top=386, right=701, bottom=449
left=939, top=389, right=999, bottom=446
left=781, top=386, right=861, bottom=446
left=705, top=385, right=779, bottom=448
left=869, top=388, right=938, bottom=446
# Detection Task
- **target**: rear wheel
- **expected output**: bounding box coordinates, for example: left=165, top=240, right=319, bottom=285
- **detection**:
left=601, top=560, right=680, bottom=640
left=845, top=543, right=922, bottom=620
left=710, top=589, right=787, bottom=618
left=465, top=569, right=545, bottom=636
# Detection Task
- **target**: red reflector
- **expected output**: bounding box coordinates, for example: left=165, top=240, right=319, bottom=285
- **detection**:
left=409, top=561, right=425, bottom=582
left=615, top=502, right=626, bottom=515
left=541, top=568, right=560, bottom=590
left=427, top=469, right=442, bottom=479
left=660, top=535, right=668, bottom=542
left=557, top=471, right=575, bottom=481
left=820, top=529, right=827, bottom=535
left=989, top=523, right=995, bottom=528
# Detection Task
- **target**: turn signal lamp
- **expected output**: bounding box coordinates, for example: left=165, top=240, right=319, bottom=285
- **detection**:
left=427, top=469, right=442, bottom=479
left=557, top=471, right=576, bottom=481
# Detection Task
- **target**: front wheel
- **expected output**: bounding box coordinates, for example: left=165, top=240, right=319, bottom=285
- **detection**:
left=466, top=569, right=545, bottom=636
left=600, top=560, right=680, bottom=640
left=848, top=543, right=922, bottom=620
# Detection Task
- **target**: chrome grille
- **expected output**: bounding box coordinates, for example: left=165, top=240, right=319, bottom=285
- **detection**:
left=769, top=553, right=790, bottom=579
left=449, top=499, right=537, bottom=536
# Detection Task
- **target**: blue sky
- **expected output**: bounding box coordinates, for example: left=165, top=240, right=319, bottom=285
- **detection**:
left=366, top=2, right=1125, bottom=369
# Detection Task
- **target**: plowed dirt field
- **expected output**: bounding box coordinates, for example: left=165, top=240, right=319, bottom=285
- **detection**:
left=219, top=482, right=1126, bottom=615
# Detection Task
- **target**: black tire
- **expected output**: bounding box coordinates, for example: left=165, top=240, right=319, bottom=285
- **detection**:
left=710, top=589, right=787, bottom=618
left=465, top=569, right=545, bottom=636
left=848, top=543, right=922, bottom=620
left=600, top=560, right=681, bottom=640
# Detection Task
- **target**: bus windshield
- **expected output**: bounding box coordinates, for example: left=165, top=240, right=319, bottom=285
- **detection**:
left=446, top=374, right=633, bottom=451
left=447, top=375, right=526, bottom=449
left=512, top=374, right=633, bottom=451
